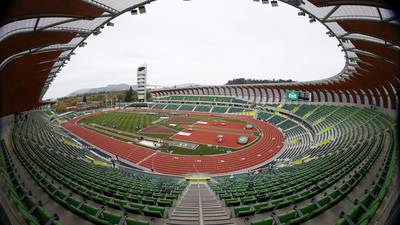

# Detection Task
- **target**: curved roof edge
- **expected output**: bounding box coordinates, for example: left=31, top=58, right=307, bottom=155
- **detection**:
left=0, top=0, right=399, bottom=116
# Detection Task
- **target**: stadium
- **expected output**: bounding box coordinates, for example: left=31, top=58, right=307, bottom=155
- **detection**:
left=0, top=1, right=399, bottom=225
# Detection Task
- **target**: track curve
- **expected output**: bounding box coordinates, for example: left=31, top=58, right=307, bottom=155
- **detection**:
left=62, top=109, right=285, bottom=176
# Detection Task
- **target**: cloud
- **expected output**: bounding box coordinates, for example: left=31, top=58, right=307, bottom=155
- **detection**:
left=44, top=0, right=344, bottom=99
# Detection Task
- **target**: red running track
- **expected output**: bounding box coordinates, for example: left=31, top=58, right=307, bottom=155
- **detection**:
left=62, top=109, right=285, bottom=176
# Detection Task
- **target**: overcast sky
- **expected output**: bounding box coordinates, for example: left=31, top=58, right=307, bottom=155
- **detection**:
left=44, top=0, right=345, bottom=99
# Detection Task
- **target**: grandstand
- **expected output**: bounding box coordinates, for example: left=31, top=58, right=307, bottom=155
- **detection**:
left=0, top=1, right=399, bottom=225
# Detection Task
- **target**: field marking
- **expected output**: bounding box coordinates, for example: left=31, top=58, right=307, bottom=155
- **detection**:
left=176, top=131, right=192, bottom=136
left=196, top=121, right=208, bottom=124
left=151, top=118, right=163, bottom=124
left=65, top=109, right=286, bottom=175
left=137, top=151, right=159, bottom=166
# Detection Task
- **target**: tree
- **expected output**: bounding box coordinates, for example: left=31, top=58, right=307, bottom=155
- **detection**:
left=146, top=91, right=152, bottom=102
left=94, top=93, right=106, bottom=102
left=82, top=95, right=87, bottom=102
left=125, top=86, right=134, bottom=102
left=116, top=93, right=125, bottom=102
left=132, top=90, right=138, bottom=101
left=54, top=101, right=66, bottom=113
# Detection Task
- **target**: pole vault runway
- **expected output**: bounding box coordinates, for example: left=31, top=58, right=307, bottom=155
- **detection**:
left=62, top=109, right=285, bottom=176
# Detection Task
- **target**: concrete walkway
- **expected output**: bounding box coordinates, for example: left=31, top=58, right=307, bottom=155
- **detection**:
left=167, top=182, right=234, bottom=225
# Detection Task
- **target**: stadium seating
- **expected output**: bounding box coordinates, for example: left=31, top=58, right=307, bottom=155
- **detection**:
left=228, top=107, right=245, bottom=113
left=5, top=112, right=185, bottom=225
left=215, top=96, right=233, bottom=103
left=156, top=95, right=249, bottom=105
left=277, top=120, right=297, bottom=130
left=266, top=115, right=286, bottom=125
left=231, top=98, right=248, bottom=104
left=2, top=97, right=396, bottom=225
left=164, top=104, right=180, bottom=110
left=170, top=96, right=184, bottom=101
left=199, top=96, right=215, bottom=102
left=1, top=0, right=398, bottom=223
left=194, top=105, right=212, bottom=112
left=257, top=111, right=273, bottom=121
left=213, top=128, right=395, bottom=224
left=184, top=96, right=199, bottom=101
left=335, top=133, right=396, bottom=225
left=205, top=101, right=395, bottom=224
left=211, top=106, right=228, bottom=113
left=178, top=104, right=196, bottom=111
left=1, top=141, right=61, bottom=225
left=294, top=104, right=318, bottom=117
left=152, top=103, right=167, bottom=109
left=281, top=104, right=298, bottom=112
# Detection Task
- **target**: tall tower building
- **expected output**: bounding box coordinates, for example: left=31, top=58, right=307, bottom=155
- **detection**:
left=137, top=64, right=147, bottom=102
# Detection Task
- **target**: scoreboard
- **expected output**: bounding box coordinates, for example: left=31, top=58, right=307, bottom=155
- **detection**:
left=286, top=90, right=311, bottom=101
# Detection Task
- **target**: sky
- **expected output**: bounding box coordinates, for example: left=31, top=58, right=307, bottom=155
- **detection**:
left=44, top=0, right=345, bottom=99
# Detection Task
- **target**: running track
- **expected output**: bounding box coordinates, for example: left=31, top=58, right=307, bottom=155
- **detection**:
left=62, top=109, right=285, bottom=176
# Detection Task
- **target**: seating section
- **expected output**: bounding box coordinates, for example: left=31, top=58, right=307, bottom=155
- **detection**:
left=194, top=105, right=212, bottom=112
left=2, top=98, right=396, bottom=225
left=199, top=96, right=215, bottom=102
left=178, top=104, right=195, bottom=111
left=156, top=95, right=249, bottom=105
left=277, top=120, right=297, bottom=130
left=211, top=106, right=228, bottom=113
left=1, top=141, right=61, bottom=225
left=281, top=104, right=298, bottom=112
left=152, top=104, right=167, bottom=109
left=184, top=96, right=199, bottom=101
left=58, top=111, right=84, bottom=121
left=227, top=107, right=244, bottom=113
left=294, top=104, right=318, bottom=117
left=231, top=98, right=248, bottom=104
left=5, top=113, right=186, bottom=224
left=164, top=104, right=180, bottom=110
left=278, top=125, right=311, bottom=160
left=335, top=132, right=396, bottom=225
left=266, top=115, right=286, bottom=125
left=257, top=111, right=273, bottom=121
left=170, top=96, right=184, bottom=101
left=215, top=96, right=233, bottom=103
left=257, top=112, right=296, bottom=131
left=93, top=101, right=396, bottom=170
left=209, top=104, right=396, bottom=225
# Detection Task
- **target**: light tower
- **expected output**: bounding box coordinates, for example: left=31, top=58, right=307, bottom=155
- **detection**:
left=137, top=64, right=147, bottom=102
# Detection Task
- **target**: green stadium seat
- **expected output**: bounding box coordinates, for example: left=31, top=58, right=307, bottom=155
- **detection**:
left=225, top=199, right=241, bottom=206
left=143, top=206, right=164, bottom=218
left=234, top=205, right=256, bottom=217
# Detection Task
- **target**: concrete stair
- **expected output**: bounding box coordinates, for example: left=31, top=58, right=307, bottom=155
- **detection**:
left=167, top=182, right=234, bottom=225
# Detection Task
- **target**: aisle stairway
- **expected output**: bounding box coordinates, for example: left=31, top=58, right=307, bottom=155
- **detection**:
left=167, top=182, right=234, bottom=225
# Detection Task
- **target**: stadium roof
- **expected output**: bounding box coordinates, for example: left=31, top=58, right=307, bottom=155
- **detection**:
left=0, top=0, right=399, bottom=116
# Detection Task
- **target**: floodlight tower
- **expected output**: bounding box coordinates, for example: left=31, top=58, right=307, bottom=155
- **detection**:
left=137, top=64, right=147, bottom=102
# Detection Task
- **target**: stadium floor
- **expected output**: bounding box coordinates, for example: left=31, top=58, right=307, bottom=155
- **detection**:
left=171, top=120, right=257, bottom=148
left=62, top=109, right=285, bottom=176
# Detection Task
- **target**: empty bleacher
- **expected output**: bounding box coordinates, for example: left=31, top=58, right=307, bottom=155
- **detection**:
left=211, top=106, right=228, bottom=113
left=1, top=99, right=396, bottom=225
left=156, top=95, right=249, bottom=106
left=178, top=104, right=196, bottom=111
left=3, top=112, right=185, bottom=225
left=193, top=105, right=212, bottom=112
left=208, top=104, right=396, bottom=225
